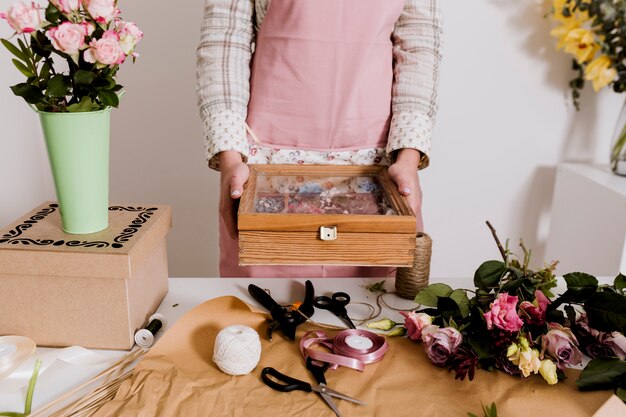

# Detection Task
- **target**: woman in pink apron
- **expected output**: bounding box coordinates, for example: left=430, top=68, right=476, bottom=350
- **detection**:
left=197, top=0, right=443, bottom=277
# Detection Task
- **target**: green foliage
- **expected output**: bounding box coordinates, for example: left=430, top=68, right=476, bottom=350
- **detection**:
left=468, top=402, right=498, bottom=417
left=577, top=358, right=626, bottom=391
left=473, top=261, right=506, bottom=291
left=414, top=283, right=453, bottom=307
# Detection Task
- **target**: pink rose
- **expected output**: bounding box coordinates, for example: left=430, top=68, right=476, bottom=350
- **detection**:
left=83, top=0, right=119, bottom=24
left=46, top=22, right=87, bottom=55
left=541, top=323, right=583, bottom=369
left=114, top=19, right=142, bottom=55
left=484, top=293, right=524, bottom=332
left=422, top=326, right=463, bottom=367
left=84, top=30, right=125, bottom=66
left=0, top=1, right=40, bottom=34
left=519, top=290, right=551, bottom=326
left=50, top=0, right=80, bottom=15
left=400, top=311, right=432, bottom=341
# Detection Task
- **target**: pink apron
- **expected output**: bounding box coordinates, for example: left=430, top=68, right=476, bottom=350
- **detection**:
left=220, top=0, right=406, bottom=278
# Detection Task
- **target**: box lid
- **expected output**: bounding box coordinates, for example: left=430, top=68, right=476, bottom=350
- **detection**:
left=0, top=202, right=172, bottom=279
left=238, top=165, right=416, bottom=233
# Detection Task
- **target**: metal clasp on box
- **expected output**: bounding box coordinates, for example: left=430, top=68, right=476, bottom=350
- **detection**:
left=319, top=226, right=337, bottom=241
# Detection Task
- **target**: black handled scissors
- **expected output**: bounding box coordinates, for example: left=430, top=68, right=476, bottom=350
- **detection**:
left=261, top=367, right=366, bottom=417
left=314, top=292, right=356, bottom=329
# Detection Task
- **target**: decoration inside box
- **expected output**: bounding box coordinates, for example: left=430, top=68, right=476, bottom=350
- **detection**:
left=369, top=222, right=626, bottom=402
left=253, top=173, right=395, bottom=215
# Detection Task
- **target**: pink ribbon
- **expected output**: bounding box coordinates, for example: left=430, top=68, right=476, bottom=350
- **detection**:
left=299, top=329, right=388, bottom=372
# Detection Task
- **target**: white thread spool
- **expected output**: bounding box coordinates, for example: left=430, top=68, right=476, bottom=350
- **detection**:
left=213, top=325, right=261, bottom=376
left=134, top=313, right=167, bottom=348
left=0, top=336, right=36, bottom=381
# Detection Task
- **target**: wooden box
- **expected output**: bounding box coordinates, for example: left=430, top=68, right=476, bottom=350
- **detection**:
left=0, top=202, right=171, bottom=350
left=238, top=165, right=416, bottom=266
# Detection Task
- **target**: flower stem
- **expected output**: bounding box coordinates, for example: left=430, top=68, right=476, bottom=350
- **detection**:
left=486, top=221, right=507, bottom=262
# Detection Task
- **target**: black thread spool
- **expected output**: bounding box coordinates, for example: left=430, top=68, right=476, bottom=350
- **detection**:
left=134, top=313, right=167, bottom=348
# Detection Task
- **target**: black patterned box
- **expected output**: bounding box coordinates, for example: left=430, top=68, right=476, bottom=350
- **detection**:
left=0, top=202, right=171, bottom=349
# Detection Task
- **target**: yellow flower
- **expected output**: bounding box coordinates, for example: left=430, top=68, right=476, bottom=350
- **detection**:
left=539, top=359, right=558, bottom=385
left=551, top=0, right=590, bottom=23
left=550, top=19, right=581, bottom=50
left=518, top=348, right=541, bottom=378
left=585, top=55, right=617, bottom=92
left=563, top=28, right=599, bottom=63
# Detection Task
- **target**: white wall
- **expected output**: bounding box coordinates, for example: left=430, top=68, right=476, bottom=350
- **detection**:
left=0, top=0, right=622, bottom=278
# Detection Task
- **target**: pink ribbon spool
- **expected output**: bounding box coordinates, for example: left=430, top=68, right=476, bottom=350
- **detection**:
left=300, top=330, right=388, bottom=372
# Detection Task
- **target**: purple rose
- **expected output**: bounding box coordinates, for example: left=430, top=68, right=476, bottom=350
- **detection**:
left=575, top=314, right=626, bottom=360
left=541, top=323, right=583, bottom=369
left=422, top=326, right=463, bottom=367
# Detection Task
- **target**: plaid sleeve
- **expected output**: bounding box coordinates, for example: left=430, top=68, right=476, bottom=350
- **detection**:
left=196, top=0, right=256, bottom=171
left=387, top=0, right=443, bottom=170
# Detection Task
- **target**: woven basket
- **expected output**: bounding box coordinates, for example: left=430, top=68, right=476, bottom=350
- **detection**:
left=395, top=232, right=432, bottom=299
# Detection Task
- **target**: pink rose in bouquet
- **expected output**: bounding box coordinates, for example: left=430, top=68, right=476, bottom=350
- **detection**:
left=422, top=326, right=463, bottom=367
left=0, top=1, right=40, bottom=34
left=83, top=0, right=119, bottom=24
left=46, top=21, right=88, bottom=56
left=542, top=323, right=583, bottom=369
left=484, top=293, right=524, bottom=332
left=400, top=311, right=432, bottom=341
left=114, top=19, right=142, bottom=55
left=84, top=30, right=125, bottom=66
left=50, top=0, right=80, bottom=15
left=518, top=290, right=550, bottom=326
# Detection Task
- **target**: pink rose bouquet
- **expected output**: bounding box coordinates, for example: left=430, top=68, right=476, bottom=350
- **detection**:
left=1, top=0, right=142, bottom=112
left=375, top=223, right=626, bottom=400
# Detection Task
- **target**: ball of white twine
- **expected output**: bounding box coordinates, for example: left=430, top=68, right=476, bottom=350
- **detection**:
left=213, top=325, right=261, bottom=376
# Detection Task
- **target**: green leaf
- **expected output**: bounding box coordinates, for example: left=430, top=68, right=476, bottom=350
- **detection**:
left=450, top=289, right=470, bottom=318
left=66, top=96, right=99, bottom=112
left=98, top=90, right=119, bottom=107
left=24, top=359, right=41, bottom=414
left=584, top=292, right=626, bottom=332
left=39, top=61, right=51, bottom=81
left=414, top=283, right=453, bottom=307
left=473, top=260, right=506, bottom=291
left=437, top=296, right=461, bottom=320
left=45, top=2, right=61, bottom=23
left=577, top=358, right=626, bottom=391
left=615, top=273, right=626, bottom=291
left=46, top=74, right=70, bottom=98
left=12, top=59, right=34, bottom=77
left=10, top=83, right=44, bottom=104
left=1, top=38, right=28, bottom=62
left=564, top=272, right=598, bottom=290
left=617, top=387, right=626, bottom=402
left=16, top=38, right=30, bottom=60
left=74, top=70, right=95, bottom=86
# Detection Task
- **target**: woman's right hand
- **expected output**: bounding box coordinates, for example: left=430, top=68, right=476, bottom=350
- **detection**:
left=219, top=151, right=250, bottom=239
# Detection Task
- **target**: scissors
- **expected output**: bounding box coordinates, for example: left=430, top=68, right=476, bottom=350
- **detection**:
left=314, top=292, right=356, bottom=329
left=248, top=280, right=315, bottom=341
left=261, top=367, right=366, bottom=417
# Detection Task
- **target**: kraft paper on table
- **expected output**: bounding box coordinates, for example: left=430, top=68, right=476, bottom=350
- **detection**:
left=93, top=296, right=616, bottom=417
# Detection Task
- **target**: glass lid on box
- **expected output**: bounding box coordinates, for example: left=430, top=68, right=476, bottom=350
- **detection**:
left=253, top=174, right=397, bottom=215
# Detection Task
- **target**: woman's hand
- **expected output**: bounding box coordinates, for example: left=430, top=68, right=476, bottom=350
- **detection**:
left=219, top=151, right=250, bottom=239
left=388, top=148, right=423, bottom=231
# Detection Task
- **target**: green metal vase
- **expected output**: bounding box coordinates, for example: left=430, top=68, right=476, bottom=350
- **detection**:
left=39, top=108, right=110, bottom=234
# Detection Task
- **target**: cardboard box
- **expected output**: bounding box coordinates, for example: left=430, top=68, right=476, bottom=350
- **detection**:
left=0, top=202, right=171, bottom=350
left=238, top=165, right=416, bottom=266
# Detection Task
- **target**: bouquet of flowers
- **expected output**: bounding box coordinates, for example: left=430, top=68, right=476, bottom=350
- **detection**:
left=370, top=223, right=626, bottom=400
left=1, top=0, right=141, bottom=112
left=548, top=0, right=626, bottom=106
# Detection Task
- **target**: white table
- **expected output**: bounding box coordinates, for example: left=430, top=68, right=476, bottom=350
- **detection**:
left=546, top=163, right=626, bottom=276
left=0, top=277, right=432, bottom=416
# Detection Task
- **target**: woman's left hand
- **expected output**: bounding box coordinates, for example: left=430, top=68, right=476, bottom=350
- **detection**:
left=388, top=148, right=424, bottom=231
